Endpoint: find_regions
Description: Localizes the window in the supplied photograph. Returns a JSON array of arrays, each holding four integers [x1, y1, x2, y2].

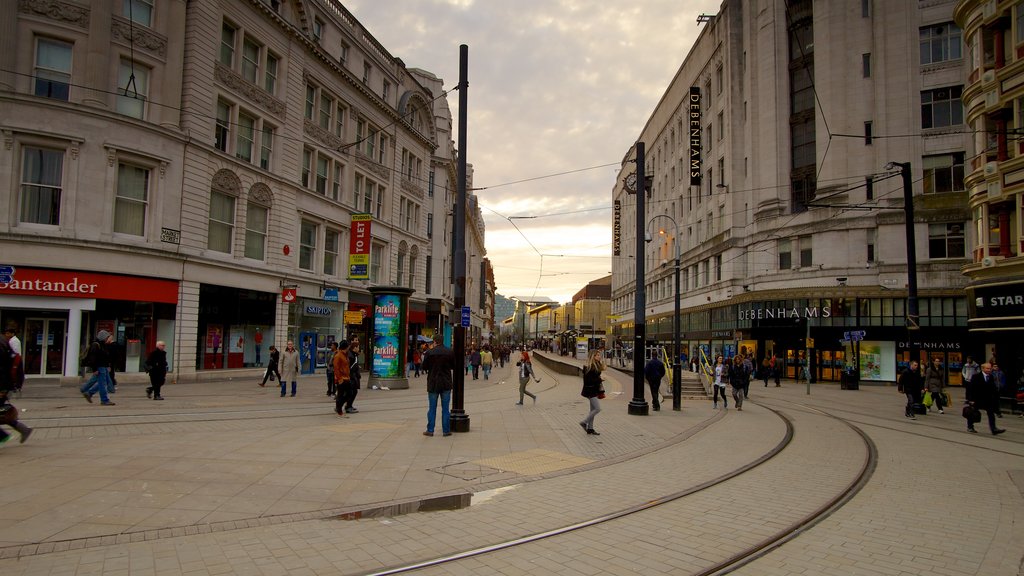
[[867, 229, 876, 263], [378, 134, 387, 164], [116, 59, 149, 119], [356, 174, 375, 213], [20, 147, 63, 226], [220, 22, 236, 67], [922, 152, 965, 193], [716, 65, 723, 95], [264, 53, 278, 94], [375, 185, 384, 218], [324, 229, 339, 275], [1018, 3, 1024, 43], [792, 120, 816, 168], [302, 148, 312, 188], [319, 93, 333, 129], [865, 176, 874, 200], [862, 0, 870, 18], [305, 84, 316, 121], [114, 163, 149, 236], [427, 213, 433, 238], [778, 239, 792, 270], [799, 235, 812, 267], [34, 38, 72, 101], [312, 18, 323, 44], [864, 121, 872, 145], [791, 68, 814, 114], [383, 80, 390, 100], [409, 254, 417, 291], [299, 220, 317, 271], [244, 202, 267, 260], [715, 254, 722, 282], [215, 100, 231, 152], [208, 191, 235, 253], [340, 42, 349, 64], [242, 37, 260, 83], [124, 0, 154, 26], [315, 154, 329, 195], [363, 62, 371, 85], [334, 102, 346, 137], [332, 163, 343, 201], [260, 124, 274, 170], [236, 111, 255, 162], [862, 53, 871, 77], [370, 244, 383, 283], [929, 223, 965, 258], [921, 86, 963, 129], [428, 170, 435, 197], [920, 23, 961, 65], [396, 253, 405, 286], [717, 112, 724, 140], [425, 256, 432, 294]]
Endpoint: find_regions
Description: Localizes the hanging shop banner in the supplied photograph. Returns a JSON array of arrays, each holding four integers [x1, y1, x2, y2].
[[349, 214, 372, 279], [688, 86, 702, 186], [372, 293, 403, 378]]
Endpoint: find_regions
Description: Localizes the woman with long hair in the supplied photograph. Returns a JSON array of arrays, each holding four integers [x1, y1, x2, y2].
[[713, 354, 730, 409], [580, 349, 605, 435]]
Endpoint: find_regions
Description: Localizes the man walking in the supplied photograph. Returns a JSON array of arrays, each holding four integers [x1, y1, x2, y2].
[[145, 341, 169, 400], [644, 352, 666, 411], [421, 335, 453, 437], [967, 362, 1006, 435], [80, 330, 116, 406]]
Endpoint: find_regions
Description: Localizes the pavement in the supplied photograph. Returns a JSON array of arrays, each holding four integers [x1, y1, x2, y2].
[[0, 351, 1022, 575]]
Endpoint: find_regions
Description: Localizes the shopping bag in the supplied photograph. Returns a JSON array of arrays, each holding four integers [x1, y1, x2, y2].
[[922, 391, 933, 408]]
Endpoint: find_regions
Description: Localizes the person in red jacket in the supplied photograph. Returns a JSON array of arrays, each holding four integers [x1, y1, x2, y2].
[[333, 340, 351, 417]]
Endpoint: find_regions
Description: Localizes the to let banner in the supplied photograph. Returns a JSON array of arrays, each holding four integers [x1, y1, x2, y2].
[[349, 214, 372, 279]]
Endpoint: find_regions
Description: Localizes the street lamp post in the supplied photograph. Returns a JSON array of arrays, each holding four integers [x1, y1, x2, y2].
[[648, 214, 682, 411]]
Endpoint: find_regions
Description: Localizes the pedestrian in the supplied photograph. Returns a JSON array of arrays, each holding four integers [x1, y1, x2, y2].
[[772, 355, 782, 387], [3, 327, 23, 393], [333, 339, 351, 417], [407, 342, 417, 378], [961, 355, 979, 386], [144, 341, 169, 400], [741, 354, 754, 398], [470, 347, 482, 380], [412, 345, 422, 377], [0, 329, 32, 445], [480, 345, 493, 380], [991, 361, 1007, 417], [254, 328, 264, 366], [279, 340, 300, 397], [898, 360, 923, 420], [922, 357, 947, 414], [260, 345, 280, 387], [421, 334, 454, 436], [80, 330, 116, 406], [966, 362, 1006, 435], [345, 336, 361, 413], [761, 356, 771, 387], [712, 354, 730, 409], [579, 349, 605, 435], [325, 341, 337, 397], [515, 350, 541, 405], [732, 355, 750, 411], [644, 352, 666, 411]]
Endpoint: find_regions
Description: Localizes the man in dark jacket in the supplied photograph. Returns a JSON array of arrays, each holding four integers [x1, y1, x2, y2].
[[966, 362, 1005, 435], [80, 330, 115, 405], [644, 353, 666, 411], [0, 331, 32, 444], [345, 336, 361, 413], [898, 360, 924, 420], [421, 335, 454, 436]]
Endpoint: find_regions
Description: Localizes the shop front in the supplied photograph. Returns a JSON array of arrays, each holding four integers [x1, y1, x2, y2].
[[966, 276, 1024, 388], [197, 284, 276, 371], [0, 266, 178, 377], [290, 296, 343, 374]]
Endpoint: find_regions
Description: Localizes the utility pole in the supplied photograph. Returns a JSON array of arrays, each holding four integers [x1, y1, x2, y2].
[[897, 162, 920, 369], [629, 142, 650, 416], [450, 45, 470, 433]]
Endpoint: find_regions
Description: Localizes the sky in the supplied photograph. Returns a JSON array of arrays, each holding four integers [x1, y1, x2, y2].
[[345, 0, 721, 303]]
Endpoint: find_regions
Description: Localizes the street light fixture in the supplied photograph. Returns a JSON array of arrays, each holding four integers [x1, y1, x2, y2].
[[648, 213, 682, 411]]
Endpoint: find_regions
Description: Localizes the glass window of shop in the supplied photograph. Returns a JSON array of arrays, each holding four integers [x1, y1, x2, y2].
[[197, 285, 275, 370], [85, 301, 176, 373], [711, 306, 735, 330]]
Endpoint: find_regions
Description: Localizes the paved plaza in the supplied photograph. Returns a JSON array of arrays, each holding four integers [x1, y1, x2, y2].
[[1, 353, 1022, 575]]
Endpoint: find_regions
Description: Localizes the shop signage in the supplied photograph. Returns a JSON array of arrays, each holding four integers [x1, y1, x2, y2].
[[972, 283, 1024, 317], [0, 265, 178, 304], [349, 214, 372, 280], [282, 288, 297, 303], [897, 341, 961, 350], [372, 293, 403, 378], [344, 310, 364, 325], [323, 288, 339, 302], [305, 304, 332, 316], [738, 305, 832, 321], [689, 86, 702, 186], [613, 200, 621, 256]]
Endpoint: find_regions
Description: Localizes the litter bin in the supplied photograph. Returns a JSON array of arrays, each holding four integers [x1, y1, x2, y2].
[[840, 369, 859, 390]]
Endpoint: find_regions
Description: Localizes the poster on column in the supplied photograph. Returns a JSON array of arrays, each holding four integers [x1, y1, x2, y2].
[[372, 294, 402, 378]]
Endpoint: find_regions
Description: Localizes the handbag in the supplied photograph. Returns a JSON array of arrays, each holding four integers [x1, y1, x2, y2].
[[922, 391, 933, 408], [962, 404, 981, 424], [597, 388, 606, 400]]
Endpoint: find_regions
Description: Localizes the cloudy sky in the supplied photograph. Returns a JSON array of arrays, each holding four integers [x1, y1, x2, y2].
[[346, 0, 721, 303]]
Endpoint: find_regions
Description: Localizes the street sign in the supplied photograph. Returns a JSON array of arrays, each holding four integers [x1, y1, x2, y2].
[[460, 306, 471, 328], [844, 330, 866, 342]]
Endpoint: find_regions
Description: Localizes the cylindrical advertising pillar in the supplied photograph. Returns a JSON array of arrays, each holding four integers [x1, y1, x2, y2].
[[368, 286, 414, 390]]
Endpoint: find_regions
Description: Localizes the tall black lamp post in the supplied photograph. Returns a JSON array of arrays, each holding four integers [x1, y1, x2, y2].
[[649, 214, 682, 411]]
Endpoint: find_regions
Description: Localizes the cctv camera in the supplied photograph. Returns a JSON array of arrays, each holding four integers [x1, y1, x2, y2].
[[644, 232, 652, 243], [836, 277, 847, 282]]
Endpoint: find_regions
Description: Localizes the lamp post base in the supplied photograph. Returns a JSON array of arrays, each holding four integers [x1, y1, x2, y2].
[[450, 411, 470, 433], [628, 400, 649, 416], [672, 363, 682, 411]]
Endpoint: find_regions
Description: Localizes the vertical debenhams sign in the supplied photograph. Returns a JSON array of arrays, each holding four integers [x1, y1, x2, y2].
[[689, 86, 701, 186]]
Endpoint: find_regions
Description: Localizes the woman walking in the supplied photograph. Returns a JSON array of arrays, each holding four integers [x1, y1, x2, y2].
[[516, 350, 541, 405], [280, 340, 300, 397], [923, 357, 946, 414], [579, 349, 605, 435], [713, 354, 730, 409], [260, 345, 281, 387]]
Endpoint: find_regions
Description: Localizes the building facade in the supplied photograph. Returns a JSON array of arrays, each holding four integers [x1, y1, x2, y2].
[[0, 0, 482, 380], [612, 0, 972, 384]]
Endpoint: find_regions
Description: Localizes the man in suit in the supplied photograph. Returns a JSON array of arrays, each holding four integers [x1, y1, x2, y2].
[[966, 362, 1006, 435]]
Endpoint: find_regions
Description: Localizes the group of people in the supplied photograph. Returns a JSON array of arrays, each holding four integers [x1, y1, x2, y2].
[[708, 353, 755, 411], [899, 355, 1012, 435]]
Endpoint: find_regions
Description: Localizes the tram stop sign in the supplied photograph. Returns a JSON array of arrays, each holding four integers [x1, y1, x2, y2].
[[460, 306, 471, 328]]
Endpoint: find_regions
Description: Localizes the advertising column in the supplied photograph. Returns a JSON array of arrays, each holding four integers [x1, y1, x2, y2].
[[368, 286, 414, 390]]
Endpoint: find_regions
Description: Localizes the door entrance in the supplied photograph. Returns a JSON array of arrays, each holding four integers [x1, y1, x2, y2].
[[23, 318, 66, 376]]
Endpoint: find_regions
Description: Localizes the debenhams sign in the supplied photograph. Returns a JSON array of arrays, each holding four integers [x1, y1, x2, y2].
[[689, 86, 701, 186]]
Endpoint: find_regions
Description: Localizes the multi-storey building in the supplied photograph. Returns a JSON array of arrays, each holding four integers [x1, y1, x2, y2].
[[0, 0, 479, 380], [955, 0, 1024, 383], [612, 0, 972, 385]]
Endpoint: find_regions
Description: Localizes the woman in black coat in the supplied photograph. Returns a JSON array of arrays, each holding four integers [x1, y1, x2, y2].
[[145, 341, 169, 400], [579, 350, 605, 435]]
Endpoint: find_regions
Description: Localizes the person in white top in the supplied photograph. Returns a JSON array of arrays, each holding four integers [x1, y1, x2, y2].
[[961, 356, 979, 386], [713, 355, 730, 410], [3, 327, 21, 355]]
